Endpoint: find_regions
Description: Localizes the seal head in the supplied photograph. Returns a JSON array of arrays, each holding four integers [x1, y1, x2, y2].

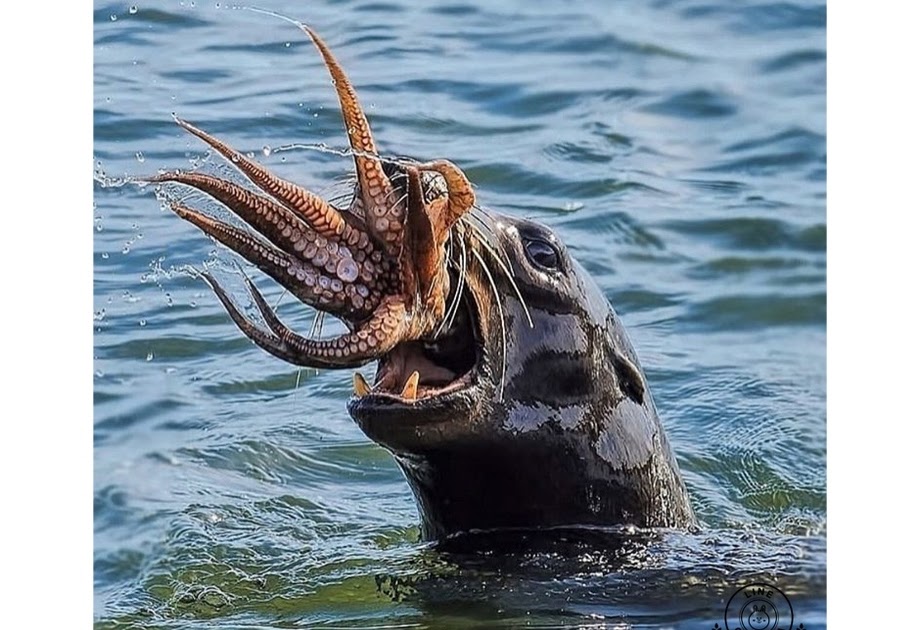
[[349, 210, 696, 539]]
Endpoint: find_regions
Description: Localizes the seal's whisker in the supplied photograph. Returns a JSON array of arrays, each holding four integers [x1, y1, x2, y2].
[[445, 232, 454, 267], [435, 231, 460, 336], [438, 229, 468, 337], [389, 192, 409, 219], [459, 217, 533, 329], [436, 229, 464, 337], [459, 217, 504, 275], [471, 246, 507, 402], [461, 215, 501, 259], [467, 207, 515, 272], [473, 233, 533, 330]]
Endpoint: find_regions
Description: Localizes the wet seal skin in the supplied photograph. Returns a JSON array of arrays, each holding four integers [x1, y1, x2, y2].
[[145, 23, 697, 542]]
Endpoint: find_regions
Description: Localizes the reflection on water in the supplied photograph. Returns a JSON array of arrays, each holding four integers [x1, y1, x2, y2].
[[94, 0, 825, 627]]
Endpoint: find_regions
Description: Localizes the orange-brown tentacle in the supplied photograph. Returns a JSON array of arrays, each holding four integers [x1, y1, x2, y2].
[[241, 272, 408, 367], [173, 118, 369, 249], [169, 202, 377, 318], [403, 166, 448, 320], [201, 272, 311, 365], [276, 295, 406, 365], [301, 26, 404, 252], [202, 271, 377, 368], [151, 172, 373, 291], [417, 159, 476, 230]]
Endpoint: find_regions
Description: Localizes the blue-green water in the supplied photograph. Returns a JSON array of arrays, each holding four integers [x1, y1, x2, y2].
[[94, 1, 826, 627]]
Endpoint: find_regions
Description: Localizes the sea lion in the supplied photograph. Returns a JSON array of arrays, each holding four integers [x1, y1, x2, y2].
[[146, 23, 696, 541]]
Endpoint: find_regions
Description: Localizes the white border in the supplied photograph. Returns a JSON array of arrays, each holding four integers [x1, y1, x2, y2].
[[3, 1, 92, 624], [829, 1, 919, 626]]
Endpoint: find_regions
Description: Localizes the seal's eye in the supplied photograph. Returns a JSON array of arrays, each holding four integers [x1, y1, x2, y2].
[[524, 237, 562, 271]]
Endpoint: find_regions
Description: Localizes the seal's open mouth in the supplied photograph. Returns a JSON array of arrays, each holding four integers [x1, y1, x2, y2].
[[356, 281, 481, 404]]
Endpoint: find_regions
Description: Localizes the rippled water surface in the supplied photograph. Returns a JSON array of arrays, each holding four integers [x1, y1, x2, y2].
[[94, 1, 826, 627]]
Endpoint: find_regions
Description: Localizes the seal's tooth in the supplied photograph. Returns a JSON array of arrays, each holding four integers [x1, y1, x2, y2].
[[353, 372, 371, 397], [401, 371, 420, 401]]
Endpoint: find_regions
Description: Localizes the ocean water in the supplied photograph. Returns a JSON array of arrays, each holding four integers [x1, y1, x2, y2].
[[93, 1, 826, 627]]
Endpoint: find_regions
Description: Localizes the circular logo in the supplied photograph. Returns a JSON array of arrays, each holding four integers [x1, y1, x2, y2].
[[724, 582, 794, 630]]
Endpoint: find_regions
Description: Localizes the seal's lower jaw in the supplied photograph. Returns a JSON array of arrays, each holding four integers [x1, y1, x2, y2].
[[347, 290, 485, 444]]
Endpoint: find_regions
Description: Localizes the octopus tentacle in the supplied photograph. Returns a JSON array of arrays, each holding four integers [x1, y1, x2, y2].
[[241, 275, 291, 338], [273, 295, 407, 365], [170, 202, 375, 317], [173, 118, 364, 247], [301, 26, 404, 252], [151, 26, 484, 373], [234, 272, 407, 368], [403, 165, 444, 312], [417, 159, 476, 230], [201, 271, 311, 365], [152, 172, 365, 288]]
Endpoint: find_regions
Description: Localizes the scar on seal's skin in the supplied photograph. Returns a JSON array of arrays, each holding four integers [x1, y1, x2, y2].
[[146, 23, 697, 542]]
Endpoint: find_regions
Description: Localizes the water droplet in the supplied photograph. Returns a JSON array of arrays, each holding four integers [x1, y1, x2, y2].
[[262, 145, 271, 156], [101, 252, 109, 259], [95, 370, 105, 378], [105, 96, 111, 103], [330, 78, 337, 86], [215, 2, 220, 7], [129, 5, 138, 14], [135, 151, 145, 163], [110, 14, 118, 21], [93, 309, 106, 321], [312, 112, 319, 118], [246, 151, 255, 159], [190, 300, 198, 308], [139, 319, 147, 327], [146, 351, 154, 362], [165, 293, 173, 306], [280, 156, 286, 162], [284, 42, 291, 48]]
